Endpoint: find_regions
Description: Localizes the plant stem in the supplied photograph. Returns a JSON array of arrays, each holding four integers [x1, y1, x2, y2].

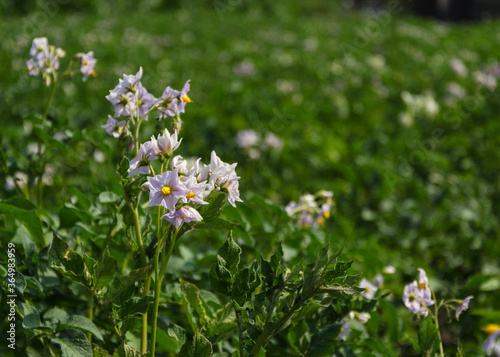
[[430, 287, 445, 357], [41, 79, 58, 125], [87, 292, 94, 342], [233, 300, 244, 357], [151, 226, 178, 357]]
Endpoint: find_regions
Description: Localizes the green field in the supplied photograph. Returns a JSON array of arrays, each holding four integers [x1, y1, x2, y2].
[[1, 1, 500, 356]]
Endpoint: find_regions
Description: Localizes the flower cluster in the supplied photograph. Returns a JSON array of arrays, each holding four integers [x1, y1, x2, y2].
[[76, 51, 97, 81], [236, 129, 283, 160], [103, 68, 191, 139], [402, 268, 435, 317], [26, 37, 65, 84], [285, 190, 333, 229], [127, 129, 242, 228], [26, 37, 96, 85]]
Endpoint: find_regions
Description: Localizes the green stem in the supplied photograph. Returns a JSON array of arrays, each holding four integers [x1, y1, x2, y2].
[[430, 287, 445, 357], [130, 203, 149, 354], [233, 301, 244, 357], [41, 79, 58, 125], [88, 292, 94, 342], [151, 225, 178, 357]]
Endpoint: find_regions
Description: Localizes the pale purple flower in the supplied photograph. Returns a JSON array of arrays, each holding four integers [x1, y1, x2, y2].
[[403, 282, 427, 316], [161, 206, 203, 229], [359, 278, 378, 300], [336, 320, 351, 341], [182, 173, 210, 205], [106, 89, 136, 117], [200, 151, 236, 186], [156, 86, 181, 119], [402, 270, 434, 317], [147, 169, 191, 212], [233, 60, 255, 77], [484, 329, 500, 356], [349, 311, 371, 324], [285, 201, 298, 216], [417, 268, 433, 303], [221, 170, 243, 207], [172, 155, 189, 175], [455, 296, 473, 320], [26, 37, 65, 77], [122, 67, 143, 89], [106, 68, 155, 118], [127, 141, 158, 177], [136, 83, 157, 118], [26, 58, 40, 76], [179, 80, 192, 106], [153, 129, 182, 158], [237, 129, 260, 149], [76, 51, 96, 81], [102, 115, 128, 138], [30, 37, 49, 57], [264, 133, 283, 151], [298, 211, 313, 228]]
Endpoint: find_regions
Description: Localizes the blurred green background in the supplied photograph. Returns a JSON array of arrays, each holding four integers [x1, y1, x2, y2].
[[1, 0, 500, 354]]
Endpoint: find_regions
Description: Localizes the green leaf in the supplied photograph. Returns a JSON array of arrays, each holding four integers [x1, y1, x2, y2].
[[99, 191, 120, 204], [209, 257, 232, 294], [179, 331, 213, 357], [117, 157, 130, 178], [0, 198, 44, 248], [217, 232, 242, 276], [52, 329, 93, 357], [22, 310, 47, 330], [113, 342, 144, 357], [232, 260, 261, 305], [103, 266, 150, 304], [195, 217, 239, 230], [44, 308, 70, 329], [180, 280, 210, 332], [58, 315, 104, 341], [114, 296, 154, 320], [48, 235, 93, 287], [15, 270, 27, 295], [93, 253, 117, 289], [199, 191, 227, 222], [93, 344, 113, 357], [418, 316, 438, 354], [25, 276, 44, 295], [167, 323, 187, 349]]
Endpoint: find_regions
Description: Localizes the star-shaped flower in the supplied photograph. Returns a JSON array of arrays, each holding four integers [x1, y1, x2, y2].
[[147, 169, 191, 212]]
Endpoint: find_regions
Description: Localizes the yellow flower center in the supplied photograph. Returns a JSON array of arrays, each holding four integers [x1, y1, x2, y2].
[[317, 217, 325, 225], [83, 60, 88, 66], [418, 282, 426, 289], [323, 211, 331, 219], [485, 324, 500, 335], [161, 186, 171, 195], [186, 192, 195, 199], [90, 69, 96, 76], [182, 95, 192, 103]]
